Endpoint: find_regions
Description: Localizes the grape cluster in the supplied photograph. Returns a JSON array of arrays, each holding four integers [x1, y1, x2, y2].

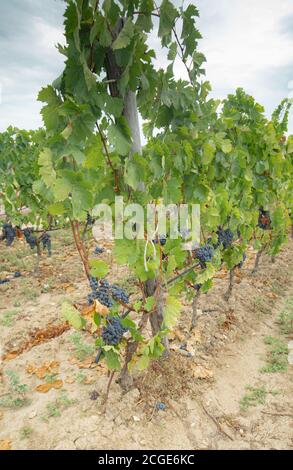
[[101, 316, 128, 346], [86, 213, 94, 226], [195, 244, 214, 268], [23, 229, 37, 250], [88, 276, 130, 308], [193, 283, 202, 291], [2, 224, 16, 247], [111, 285, 129, 304], [88, 278, 113, 308], [153, 235, 167, 246], [14, 271, 21, 278], [237, 253, 247, 269], [0, 278, 10, 285], [216, 227, 234, 249], [258, 209, 271, 230], [94, 246, 105, 255], [40, 233, 52, 256]]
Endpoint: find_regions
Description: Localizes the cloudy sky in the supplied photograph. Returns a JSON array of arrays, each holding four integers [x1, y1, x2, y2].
[[0, 0, 293, 132]]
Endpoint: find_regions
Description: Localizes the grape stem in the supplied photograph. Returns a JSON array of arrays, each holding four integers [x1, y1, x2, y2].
[[167, 261, 201, 285], [224, 268, 235, 301], [70, 220, 90, 279], [102, 370, 115, 411], [252, 243, 267, 275], [190, 290, 201, 331]]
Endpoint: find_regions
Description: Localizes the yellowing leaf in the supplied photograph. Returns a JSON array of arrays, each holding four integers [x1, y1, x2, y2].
[[51, 380, 63, 390], [135, 354, 150, 371], [94, 300, 109, 316], [35, 383, 53, 393], [62, 302, 86, 330], [164, 296, 182, 328]]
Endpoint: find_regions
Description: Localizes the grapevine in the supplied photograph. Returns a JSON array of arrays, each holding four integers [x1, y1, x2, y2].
[[0, 0, 292, 398]]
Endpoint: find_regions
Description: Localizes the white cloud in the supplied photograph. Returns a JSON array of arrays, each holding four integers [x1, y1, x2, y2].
[[196, 0, 293, 128]]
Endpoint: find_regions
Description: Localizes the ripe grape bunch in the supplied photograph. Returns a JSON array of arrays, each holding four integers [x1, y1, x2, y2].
[[153, 234, 167, 246], [111, 285, 129, 304], [88, 278, 113, 308], [102, 316, 128, 346], [196, 243, 214, 268], [94, 246, 105, 255], [23, 228, 37, 250], [2, 224, 16, 247], [258, 209, 271, 230], [216, 227, 234, 249], [193, 283, 202, 291], [86, 212, 94, 226], [88, 277, 129, 308], [40, 233, 52, 256]]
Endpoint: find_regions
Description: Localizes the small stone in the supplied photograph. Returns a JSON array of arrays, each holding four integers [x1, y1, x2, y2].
[[74, 437, 88, 450], [54, 440, 76, 450], [156, 402, 167, 411], [29, 410, 37, 419], [133, 415, 140, 422], [288, 351, 293, 365]]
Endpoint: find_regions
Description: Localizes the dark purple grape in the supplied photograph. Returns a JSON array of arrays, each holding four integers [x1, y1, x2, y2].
[[101, 316, 128, 346], [195, 244, 214, 268]]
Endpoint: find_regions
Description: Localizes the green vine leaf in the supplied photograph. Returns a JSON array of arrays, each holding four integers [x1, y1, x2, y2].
[[62, 302, 86, 330], [89, 259, 109, 278], [164, 295, 182, 328], [112, 18, 135, 50], [108, 117, 132, 156]]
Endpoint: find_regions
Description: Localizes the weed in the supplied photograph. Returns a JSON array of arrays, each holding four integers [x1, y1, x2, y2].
[[20, 426, 33, 440], [69, 333, 95, 361], [0, 370, 29, 409], [278, 295, 293, 335], [42, 393, 76, 421], [0, 310, 19, 327], [41, 278, 55, 293], [6, 370, 28, 394], [75, 371, 87, 384], [45, 403, 62, 419], [261, 336, 288, 373], [253, 296, 272, 315], [240, 385, 277, 411], [45, 373, 59, 384]]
